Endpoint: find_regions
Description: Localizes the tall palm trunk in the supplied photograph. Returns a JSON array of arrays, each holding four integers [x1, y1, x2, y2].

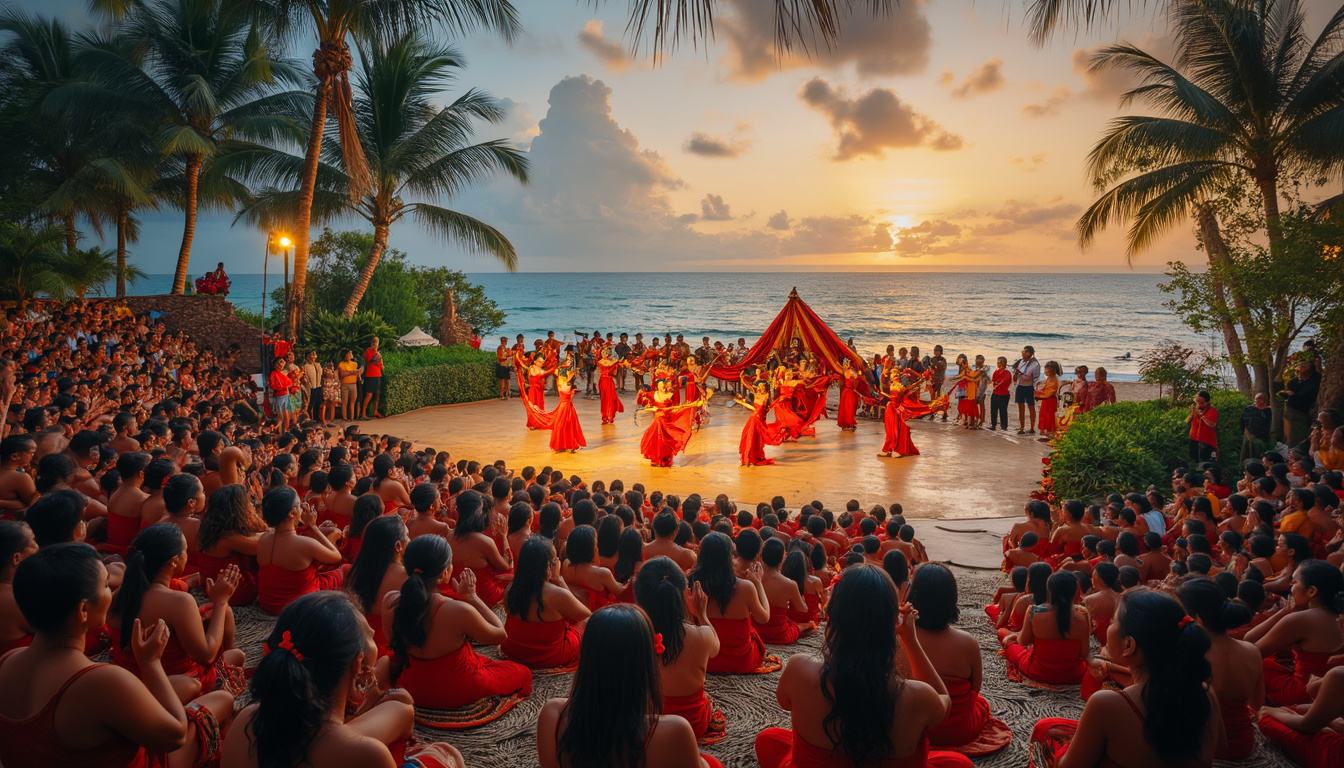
[[342, 221, 388, 317], [1253, 165, 1289, 436], [171, 153, 203, 294], [1194, 202, 1252, 395], [63, 213, 77, 257], [287, 76, 333, 339], [116, 206, 128, 299], [1320, 319, 1344, 412]]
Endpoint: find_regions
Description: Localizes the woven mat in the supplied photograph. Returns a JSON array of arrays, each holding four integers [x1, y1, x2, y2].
[[225, 571, 1306, 768]]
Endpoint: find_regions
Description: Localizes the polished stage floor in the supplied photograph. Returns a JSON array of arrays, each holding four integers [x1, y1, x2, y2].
[[372, 387, 1050, 520]]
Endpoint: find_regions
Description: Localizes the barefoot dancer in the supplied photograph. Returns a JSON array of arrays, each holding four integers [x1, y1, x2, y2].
[[549, 369, 586, 454], [877, 370, 948, 459], [596, 348, 625, 425], [639, 376, 708, 468], [734, 382, 783, 467]]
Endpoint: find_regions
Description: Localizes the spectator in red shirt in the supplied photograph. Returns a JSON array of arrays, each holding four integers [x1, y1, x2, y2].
[[268, 357, 294, 431], [1187, 390, 1218, 464], [1087, 367, 1117, 411], [362, 337, 383, 419], [989, 356, 1012, 431]]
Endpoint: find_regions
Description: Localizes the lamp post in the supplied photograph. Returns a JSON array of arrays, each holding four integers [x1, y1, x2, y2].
[[261, 233, 293, 375]]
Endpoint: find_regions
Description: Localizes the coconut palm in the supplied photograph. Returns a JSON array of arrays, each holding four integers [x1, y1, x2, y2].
[[0, 9, 110, 256], [73, 0, 310, 295], [241, 0, 520, 338], [57, 246, 145, 301], [234, 34, 527, 318], [1077, 0, 1344, 399], [0, 222, 68, 309]]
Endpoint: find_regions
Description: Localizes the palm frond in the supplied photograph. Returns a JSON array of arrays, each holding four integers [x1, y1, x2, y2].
[[410, 203, 517, 271], [1077, 160, 1238, 256]]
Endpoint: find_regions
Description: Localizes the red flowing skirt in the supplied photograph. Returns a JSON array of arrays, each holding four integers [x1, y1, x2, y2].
[[705, 616, 766, 674], [640, 408, 695, 467], [1003, 638, 1085, 685], [837, 386, 859, 429], [548, 393, 586, 451], [1259, 713, 1344, 768], [598, 374, 624, 422], [397, 643, 531, 710], [882, 402, 918, 456], [1038, 396, 1058, 431], [753, 607, 802, 644], [739, 409, 782, 466], [500, 615, 582, 668]]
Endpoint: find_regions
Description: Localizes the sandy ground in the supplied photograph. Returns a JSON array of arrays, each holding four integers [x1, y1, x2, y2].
[[368, 387, 1057, 521]]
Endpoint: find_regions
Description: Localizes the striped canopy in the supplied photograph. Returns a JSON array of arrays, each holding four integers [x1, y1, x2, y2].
[[708, 288, 868, 381]]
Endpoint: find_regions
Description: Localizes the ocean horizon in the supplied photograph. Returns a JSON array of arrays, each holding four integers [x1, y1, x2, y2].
[[109, 271, 1224, 383]]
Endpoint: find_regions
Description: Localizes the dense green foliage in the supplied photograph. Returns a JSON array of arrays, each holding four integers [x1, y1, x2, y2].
[[267, 229, 505, 335], [1050, 391, 1251, 500], [381, 345, 496, 415], [300, 311, 397, 363]]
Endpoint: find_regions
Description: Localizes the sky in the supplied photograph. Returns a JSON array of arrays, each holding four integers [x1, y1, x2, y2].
[[36, 0, 1340, 273]]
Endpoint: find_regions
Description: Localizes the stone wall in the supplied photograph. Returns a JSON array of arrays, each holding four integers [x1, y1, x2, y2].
[[124, 295, 265, 371]]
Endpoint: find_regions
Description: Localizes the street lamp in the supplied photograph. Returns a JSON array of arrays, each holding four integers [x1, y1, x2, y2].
[[261, 232, 293, 374]]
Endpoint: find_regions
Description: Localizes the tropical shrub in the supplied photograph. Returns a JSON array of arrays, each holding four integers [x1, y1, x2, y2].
[[301, 311, 397, 362], [1050, 390, 1251, 500], [381, 345, 495, 415]]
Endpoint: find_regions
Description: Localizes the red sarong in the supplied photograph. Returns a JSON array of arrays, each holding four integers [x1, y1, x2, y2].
[[1003, 638, 1085, 686], [398, 642, 531, 710], [257, 563, 350, 615], [1258, 713, 1344, 768], [661, 688, 727, 745], [754, 606, 802, 644], [500, 615, 582, 669], [755, 727, 972, 768]]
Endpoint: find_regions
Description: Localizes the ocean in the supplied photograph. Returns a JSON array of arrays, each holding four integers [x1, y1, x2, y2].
[[119, 272, 1213, 382]]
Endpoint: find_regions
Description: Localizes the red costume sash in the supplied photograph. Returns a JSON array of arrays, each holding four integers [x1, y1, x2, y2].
[[397, 641, 531, 710], [500, 615, 582, 669], [257, 563, 348, 615]]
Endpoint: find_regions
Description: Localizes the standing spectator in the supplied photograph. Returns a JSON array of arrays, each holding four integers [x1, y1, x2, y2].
[[615, 333, 630, 392], [300, 350, 322, 421], [1087, 367, 1117, 410], [1013, 346, 1041, 435], [1240, 392, 1273, 461], [989, 357, 1012, 431], [361, 337, 383, 420], [1035, 362, 1061, 440], [496, 336, 512, 401], [1281, 358, 1320, 447], [1187, 390, 1219, 464], [320, 358, 340, 425], [337, 350, 360, 421], [928, 345, 948, 422], [1071, 365, 1091, 413], [973, 354, 990, 428]]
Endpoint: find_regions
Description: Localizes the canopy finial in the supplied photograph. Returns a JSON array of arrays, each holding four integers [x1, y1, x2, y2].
[[789, 287, 799, 299]]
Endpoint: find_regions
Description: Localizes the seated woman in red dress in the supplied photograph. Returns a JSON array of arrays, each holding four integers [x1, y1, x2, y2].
[[0, 543, 230, 768], [501, 536, 590, 668], [1245, 560, 1344, 706], [1178, 578, 1264, 760], [222, 591, 463, 768], [378, 535, 531, 712], [105, 451, 152, 556], [997, 561, 1051, 646], [447, 490, 512, 608], [1002, 571, 1089, 686], [339, 495, 382, 564], [754, 538, 816, 644], [107, 524, 246, 700], [1029, 591, 1224, 768], [0, 521, 37, 654], [985, 565, 1027, 625], [781, 546, 825, 625], [909, 562, 1010, 755], [635, 557, 726, 745], [1258, 666, 1344, 768], [755, 564, 972, 768], [344, 515, 409, 658], [537, 603, 723, 768], [1082, 562, 1122, 644], [562, 525, 625, 610], [256, 486, 349, 615], [688, 532, 776, 674], [196, 484, 265, 606]]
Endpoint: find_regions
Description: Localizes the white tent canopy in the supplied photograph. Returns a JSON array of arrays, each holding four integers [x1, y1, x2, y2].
[[398, 327, 439, 347]]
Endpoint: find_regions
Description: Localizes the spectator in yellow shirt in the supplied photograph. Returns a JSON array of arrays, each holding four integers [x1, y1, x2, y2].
[[338, 350, 360, 420]]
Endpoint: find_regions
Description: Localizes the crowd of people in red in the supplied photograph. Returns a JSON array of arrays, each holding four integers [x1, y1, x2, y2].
[[0, 300, 1342, 768]]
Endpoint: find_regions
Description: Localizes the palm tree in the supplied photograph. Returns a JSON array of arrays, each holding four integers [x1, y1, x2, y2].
[[0, 9, 108, 256], [74, 0, 310, 295], [58, 246, 145, 301], [1076, 0, 1344, 399], [246, 0, 521, 339], [0, 222, 68, 309], [235, 34, 528, 317]]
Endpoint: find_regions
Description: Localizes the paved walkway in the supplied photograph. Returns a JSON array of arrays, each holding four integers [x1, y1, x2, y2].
[[371, 390, 1050, 521]]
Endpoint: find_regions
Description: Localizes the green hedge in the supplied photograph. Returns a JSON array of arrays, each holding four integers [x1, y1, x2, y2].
[[381, 345, 496, 415], [1050, 390, 1250, 500]]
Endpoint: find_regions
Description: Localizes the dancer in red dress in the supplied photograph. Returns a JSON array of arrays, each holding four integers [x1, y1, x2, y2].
[[596, 348, 625, 425], [639, 377, 708, 467], [735, 382, 784, 466], [521, 355, 554, 429], [549, 370, 586, 453], [836, 359, 863, 431], [878, 371, 948, 458]]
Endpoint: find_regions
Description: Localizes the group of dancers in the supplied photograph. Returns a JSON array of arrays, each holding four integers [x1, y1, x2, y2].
[[507, 336, 951, 467]]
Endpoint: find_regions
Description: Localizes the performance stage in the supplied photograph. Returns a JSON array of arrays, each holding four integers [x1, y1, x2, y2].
[[373, 390, 1050, 520]]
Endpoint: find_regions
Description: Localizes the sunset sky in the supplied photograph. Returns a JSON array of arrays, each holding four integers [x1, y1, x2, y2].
[[43, 0, 1339, 273]]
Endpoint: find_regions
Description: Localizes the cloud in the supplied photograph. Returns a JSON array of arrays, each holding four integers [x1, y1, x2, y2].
[[974, 198, 1082, 235], [1010, 152, 1047, 171], [1070, 47, 1139, 102], [894, 218, 962, 255], [778, 215, 894, 255], [683, 131, 751, 158], [766, 210, 791, 230], [718, 0, 932, 81], [949, 58, 1005, 98], [577, 20, 630, 72], [700, 194, 734, 221], [1021, 86, 1072, 117], [496, 98, 540, 150], [799, 77, 964, 160]]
